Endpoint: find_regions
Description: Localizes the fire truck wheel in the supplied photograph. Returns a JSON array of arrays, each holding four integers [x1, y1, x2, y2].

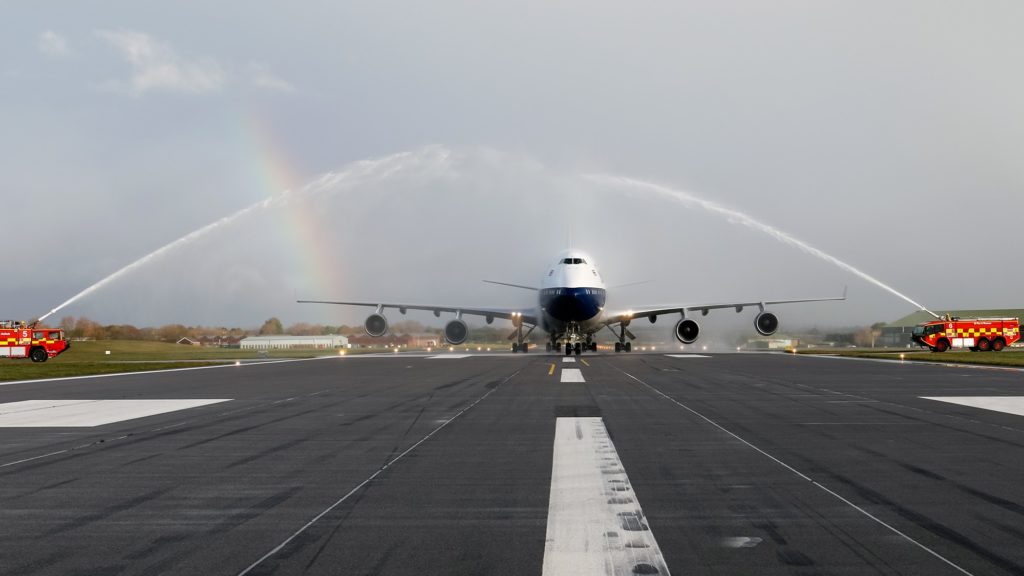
[[29, 347, 48, 363], [992, 338, 1006, 352], [977, 338, 992, 352], [934, 340, 949, 353]]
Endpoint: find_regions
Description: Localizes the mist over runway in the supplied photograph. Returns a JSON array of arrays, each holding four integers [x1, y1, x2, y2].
[[2, 353, 1024, 575]]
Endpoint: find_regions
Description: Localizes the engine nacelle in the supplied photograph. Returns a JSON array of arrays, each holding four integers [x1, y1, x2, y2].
[[674, 318, 700, 344], [444, 319, 469, 345], [364, 313, 388, 337], [755, 312, 779, 336]]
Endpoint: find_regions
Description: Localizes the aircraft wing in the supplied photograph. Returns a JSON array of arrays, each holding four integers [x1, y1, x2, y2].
[[602, 288, 846, 326], [297, 300, 537, 326]]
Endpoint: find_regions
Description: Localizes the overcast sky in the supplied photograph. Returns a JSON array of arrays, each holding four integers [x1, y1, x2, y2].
[[4, 2, 1023, 333]]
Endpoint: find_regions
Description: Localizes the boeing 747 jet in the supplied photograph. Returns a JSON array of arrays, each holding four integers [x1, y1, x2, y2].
[[299, 249, 844, 355]]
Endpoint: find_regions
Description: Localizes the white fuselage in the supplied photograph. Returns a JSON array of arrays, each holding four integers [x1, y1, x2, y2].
[[537, 250, 607, 338]]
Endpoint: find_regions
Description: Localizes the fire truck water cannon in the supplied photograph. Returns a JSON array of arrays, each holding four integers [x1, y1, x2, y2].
[[0, 320, 71, 362], [911, 317, 1020, 353]]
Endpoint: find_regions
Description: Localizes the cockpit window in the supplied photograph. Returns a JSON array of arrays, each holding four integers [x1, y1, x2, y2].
[[561, 258, 586, 265]]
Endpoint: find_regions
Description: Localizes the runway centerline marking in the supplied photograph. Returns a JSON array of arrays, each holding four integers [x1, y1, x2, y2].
[[922, 397, 1024, 417], [560, 368, 585, 383], [562, 357, 576, 363], [616, 368, 977, 576], [426, 354, 472, 359], [664, 354, 710, 359], [543, 417, 670, 576], [236, 369, 522, 576]]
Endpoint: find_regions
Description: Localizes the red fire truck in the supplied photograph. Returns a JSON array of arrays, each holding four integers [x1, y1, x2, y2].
[[0, 320, 71, 362], [911, 317, 1020, 352]]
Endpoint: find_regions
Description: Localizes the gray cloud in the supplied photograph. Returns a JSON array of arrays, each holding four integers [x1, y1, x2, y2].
[[5, 2, 1024, 332], [38, 30, 70, 58], [95, 29, 224, 95], [248, 61, 295, 93]]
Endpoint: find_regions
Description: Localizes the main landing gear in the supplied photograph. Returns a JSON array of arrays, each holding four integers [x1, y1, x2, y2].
[[510, 318, 535, 353], [611, 323, 633, 353]]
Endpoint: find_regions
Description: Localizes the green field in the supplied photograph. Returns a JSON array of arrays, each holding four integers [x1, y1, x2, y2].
[[0, 361, 228, 382], [0, 340, 325, 382], [0, 339, 503, 382], [799, 348, 1024, 367], [45, 340, 331, 362]]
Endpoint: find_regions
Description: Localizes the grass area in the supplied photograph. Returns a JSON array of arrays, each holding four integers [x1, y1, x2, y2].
[[44, 340, 330, 362], [0, 362, 227, 382], [798, 348, 1024, 367], [0, 340, 324, 382], [0, 339, 508, 382]]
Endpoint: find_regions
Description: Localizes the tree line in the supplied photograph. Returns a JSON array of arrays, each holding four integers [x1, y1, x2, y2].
[[55, 316, 442, 342]]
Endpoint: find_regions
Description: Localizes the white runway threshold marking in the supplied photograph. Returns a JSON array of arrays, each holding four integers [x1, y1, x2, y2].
[[560, 368, 586, 383], [543, 417, 670, 576], [562, 357, 577, 363], [0, 399, 231, 427], [922, 396, 1024, 417]]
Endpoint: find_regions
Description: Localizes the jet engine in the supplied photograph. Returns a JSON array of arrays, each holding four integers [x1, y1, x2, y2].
[[444, 319, 469, 345], [364, 313, 388, 337], [674, 318, 700, 344], [755, 312, 779, 336]]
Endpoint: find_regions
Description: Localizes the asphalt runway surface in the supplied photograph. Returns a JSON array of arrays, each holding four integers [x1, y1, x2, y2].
[[2, 352, 1024, 575]]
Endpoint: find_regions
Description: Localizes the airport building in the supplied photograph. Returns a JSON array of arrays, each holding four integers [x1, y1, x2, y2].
[[239, 335, 349, 350], [879, 309, 1024, 348]]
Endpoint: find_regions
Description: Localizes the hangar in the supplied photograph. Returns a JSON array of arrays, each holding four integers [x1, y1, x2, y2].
[[239, 335, 349, 350]]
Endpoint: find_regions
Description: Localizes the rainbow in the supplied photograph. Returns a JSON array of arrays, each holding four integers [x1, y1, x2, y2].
[[243, 113, 345, 302]]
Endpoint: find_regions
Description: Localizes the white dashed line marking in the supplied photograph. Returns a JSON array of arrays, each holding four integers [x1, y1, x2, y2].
[[543, 417, 670, 576], [560, 369, 585, 383]]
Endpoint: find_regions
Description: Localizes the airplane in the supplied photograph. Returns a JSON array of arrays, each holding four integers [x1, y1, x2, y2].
[[298, 249, 845, 355]]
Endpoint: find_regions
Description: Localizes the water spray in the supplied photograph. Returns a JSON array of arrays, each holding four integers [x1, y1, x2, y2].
[[37, 147, 451, 323], [34, 146, 937, 323], [584, 174, 939, 319]]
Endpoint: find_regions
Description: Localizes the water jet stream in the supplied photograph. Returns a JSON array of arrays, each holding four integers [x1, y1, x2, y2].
[[37, 147, 451, 322], [585, 174, 938, 318]]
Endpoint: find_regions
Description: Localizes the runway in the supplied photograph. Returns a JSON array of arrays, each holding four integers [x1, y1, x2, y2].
[[2, 352, 1024, 575]]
